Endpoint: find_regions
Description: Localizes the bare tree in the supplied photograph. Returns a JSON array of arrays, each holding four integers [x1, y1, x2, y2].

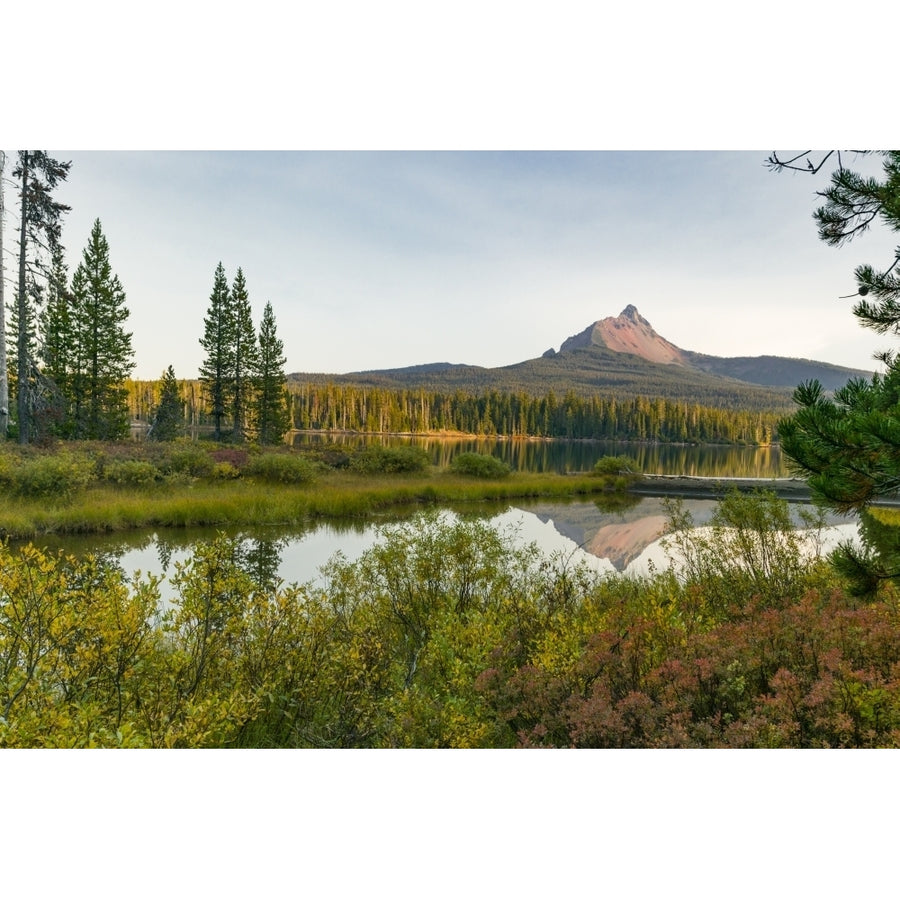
[[0, 150, 8, 438]]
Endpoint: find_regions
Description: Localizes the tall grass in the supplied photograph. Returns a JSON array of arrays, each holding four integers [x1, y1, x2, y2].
[[0, 470, 612, 540]]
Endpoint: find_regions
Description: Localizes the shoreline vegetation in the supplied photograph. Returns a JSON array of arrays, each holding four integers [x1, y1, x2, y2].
[[5, 443, 900, 749], [0, 438, 865, 542], [137, 423, 779, 448], [1, 437, 880, 543], [0, 440, 631, 541], [3, 488, 899, 749]]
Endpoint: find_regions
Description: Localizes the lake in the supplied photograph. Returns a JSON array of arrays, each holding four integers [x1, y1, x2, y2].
[[291, 433, 789, 477], [22, 441, 856, 604]]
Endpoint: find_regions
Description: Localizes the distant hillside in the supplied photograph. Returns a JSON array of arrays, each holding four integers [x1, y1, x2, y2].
[[289, 306, 872, 413], [353, 362, 471, 377], [683, 352, 868, 390]]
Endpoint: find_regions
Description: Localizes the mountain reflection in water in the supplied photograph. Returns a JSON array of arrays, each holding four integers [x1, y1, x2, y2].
[[506, 497, 856, 573], [22, 497, 859, 605]]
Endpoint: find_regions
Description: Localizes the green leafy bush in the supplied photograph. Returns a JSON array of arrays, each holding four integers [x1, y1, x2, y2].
[[103, 460, 159, 487], [349, 445, 430, 475], [166, 446, 215, 478], [245, 453, 317, 484], [10, 453, 94, 501], [211, 462, 241, 480], [449, 452, 511, 479], [591, 455, 640, 491], [591, 455, 638, 477]]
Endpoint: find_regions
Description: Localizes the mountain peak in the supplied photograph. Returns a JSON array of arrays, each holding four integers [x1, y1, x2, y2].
[[558, 307, 688, 366]]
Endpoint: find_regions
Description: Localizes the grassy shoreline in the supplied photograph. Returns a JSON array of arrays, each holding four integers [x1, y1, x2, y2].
[[0, 470, 615, 541]]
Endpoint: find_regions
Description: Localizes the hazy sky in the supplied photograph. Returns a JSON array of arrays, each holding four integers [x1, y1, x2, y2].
[[10, 149, 890, 380]]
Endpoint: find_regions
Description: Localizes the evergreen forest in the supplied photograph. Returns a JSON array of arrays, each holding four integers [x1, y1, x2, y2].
[[125, 379, 782, 444]]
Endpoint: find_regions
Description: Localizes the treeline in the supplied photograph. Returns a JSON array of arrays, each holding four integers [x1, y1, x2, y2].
[[288, 383, 781, 443], [126, 381, 781, 444]]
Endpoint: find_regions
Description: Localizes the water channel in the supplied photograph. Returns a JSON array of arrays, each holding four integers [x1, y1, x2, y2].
[[20, 439, 860, 601]]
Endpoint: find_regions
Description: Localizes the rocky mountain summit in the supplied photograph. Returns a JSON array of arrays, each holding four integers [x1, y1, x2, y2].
[[557, 305, 690, 366], [546, 305, 870, 390]]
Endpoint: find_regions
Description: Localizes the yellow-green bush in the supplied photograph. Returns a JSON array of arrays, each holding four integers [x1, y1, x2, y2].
[[245, 453, 318, 484], [6, 453, 94, 501], [449, 452, 511, 479], [103, 459, 159, 487]]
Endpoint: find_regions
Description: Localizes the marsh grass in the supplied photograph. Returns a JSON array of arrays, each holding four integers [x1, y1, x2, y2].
[[0, 468, 611, 540]]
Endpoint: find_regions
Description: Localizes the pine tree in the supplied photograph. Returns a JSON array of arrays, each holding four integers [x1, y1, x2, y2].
[[148, 365, 185, 441], [39, 248, 73, 395], [769, 151, 900, 590], [68, 219, 135, 439], [5, 288, 39, 431], [254, 301, 290, 445], [34, 248, 73, 437], [12, 151, 71, 444], [199, 262, 234, 441], [229, 267, 259, 442]]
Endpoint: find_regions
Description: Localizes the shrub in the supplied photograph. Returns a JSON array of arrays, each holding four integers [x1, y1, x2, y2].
[[210, 449, 249, 470], [212, 462, 241, 480], [0, 454, 14, 492], [349, 445, 430, 475], [661, 490, 826, 610], [10, 453, 94, 501], [449, 452, 511, 479], [103, 460, 159, 487], [592, 455, 639, 477], [166, 446, 215, 478], [245, 453, 317, 485]]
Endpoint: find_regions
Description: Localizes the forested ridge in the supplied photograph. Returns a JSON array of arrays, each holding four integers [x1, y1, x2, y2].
[[125, 378, 783, 444], [298, 344, 800, 412]]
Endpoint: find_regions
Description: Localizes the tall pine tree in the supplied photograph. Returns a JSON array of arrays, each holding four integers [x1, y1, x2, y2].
[[254, 301, 290, 444], [199, 262, 234, 441], [39, 248, 73, 399], [769, 151, 900, 591], [68, 219, 135, 439], [230, 267, 259, 442]]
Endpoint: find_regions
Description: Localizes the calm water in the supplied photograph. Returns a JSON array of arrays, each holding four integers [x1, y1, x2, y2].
[[291, 433, 789, 478], [26, 498, 856, 604], [19, 439, 850, 601]]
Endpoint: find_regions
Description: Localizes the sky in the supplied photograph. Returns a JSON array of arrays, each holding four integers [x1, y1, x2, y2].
[[5, 149, 897, 380]]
